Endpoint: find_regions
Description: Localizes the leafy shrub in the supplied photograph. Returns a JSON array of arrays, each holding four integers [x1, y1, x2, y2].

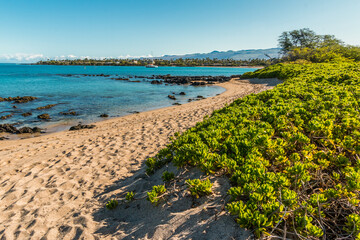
[[125, 191, 135, 202], [162, 171, 175, 182], [106, 199, 118, 210], [147, 61, 360, 238], [186, 179, 213, 198], [147, 185, 167, 205]]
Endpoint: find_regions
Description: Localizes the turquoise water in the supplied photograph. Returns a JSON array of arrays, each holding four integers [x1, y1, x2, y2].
[[0, 64, 256, 129]]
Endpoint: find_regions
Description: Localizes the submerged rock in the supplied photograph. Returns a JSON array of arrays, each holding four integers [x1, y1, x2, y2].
[[0, 96, 38, 103], [22, 112, 33, 117], [151, 80, 162, 84], [36, 104, 57, 110], [37, 114, 50, 120], [99, 114, 109, 118], [168, 95, 176, 100], [60, 111, 77, 116], [179, 92, 186, 95], [1, 114, 14, 120], [69, 124, 96, 131]]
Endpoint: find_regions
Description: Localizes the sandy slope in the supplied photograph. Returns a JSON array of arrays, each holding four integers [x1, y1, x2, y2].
[[0, 78, 281, 240]]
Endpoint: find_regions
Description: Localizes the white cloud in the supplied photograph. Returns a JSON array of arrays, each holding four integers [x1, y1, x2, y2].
[[117, 54, 153, 59], [0, 53, 156, 63], [0, 53, 45, 62]]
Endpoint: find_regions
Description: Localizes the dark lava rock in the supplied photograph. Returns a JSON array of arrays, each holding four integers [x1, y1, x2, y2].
[[69, 124, 96, 131], [147, 75, 231, 85], [99, 114, 109, 118], [1, 114, 14, 120], [191, 82, 206, 86], [16, 127, 42, 134], [36, 104, 57, 110], [60, 111, 77, 116], [230, 75, 242, 78], [37, 114, 50, 120], [0, 136, 9, 140], [168, 95, 176, 100], [0, 124, 17, 133], [129, 111, 140, 114], [179, 92, 186, 95], [13, 105, 17, 109], [151, 80, 162, 84], [22, 112, 33, 117], [188, 99, 193, 102], [0, 96, 38, 103], [113, 77, 129, 81], [172, 103, 182, 106], [197, 95, 205, 99], [130, 80, 141, 82]]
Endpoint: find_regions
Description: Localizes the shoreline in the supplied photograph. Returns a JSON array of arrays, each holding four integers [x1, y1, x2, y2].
[[1, 86, 227, 141], [0, 78, 281, 239]]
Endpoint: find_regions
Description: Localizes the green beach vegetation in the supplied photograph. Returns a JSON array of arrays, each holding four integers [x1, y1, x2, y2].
[[144, 29, 360, 239]]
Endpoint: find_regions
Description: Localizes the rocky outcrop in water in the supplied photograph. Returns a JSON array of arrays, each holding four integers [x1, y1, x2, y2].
[[37, 114, 50, 120], [151, 80, 162, 84], [69, 124, 95, 131], [179, 92, 186, 95], [148, 75, 232, 85], [60, 111, 77, 116], [36, 104, 57, 110], [112, 77, 129, 81], [168, 95, 176, 100], [1, 114, 14, 120], [22, 112, 33, 117], [0, 96, 38, 103], [99, 114, 109, 118]]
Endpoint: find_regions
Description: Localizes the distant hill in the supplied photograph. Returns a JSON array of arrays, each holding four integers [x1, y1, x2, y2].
[[159, 48, 280, 60]]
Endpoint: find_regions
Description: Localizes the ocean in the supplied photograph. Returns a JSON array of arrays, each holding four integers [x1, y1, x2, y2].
[[0, 64, 256, 130]]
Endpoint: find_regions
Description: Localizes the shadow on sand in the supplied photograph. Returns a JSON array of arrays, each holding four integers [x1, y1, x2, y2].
[[92, 161, 251, 240]]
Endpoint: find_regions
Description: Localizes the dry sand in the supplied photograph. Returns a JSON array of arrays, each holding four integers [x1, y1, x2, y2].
[[0, 78, 281, 240]]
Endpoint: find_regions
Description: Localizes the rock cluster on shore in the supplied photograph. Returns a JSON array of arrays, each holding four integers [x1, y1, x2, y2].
[[69, 124, 96, 131], [0, 124, 42, 134]]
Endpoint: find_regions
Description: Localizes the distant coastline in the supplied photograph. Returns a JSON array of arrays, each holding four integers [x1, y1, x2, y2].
[[34, 57, 272, 67]]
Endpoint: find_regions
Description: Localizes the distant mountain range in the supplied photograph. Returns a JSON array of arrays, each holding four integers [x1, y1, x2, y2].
[[159, 48, 280, 60]]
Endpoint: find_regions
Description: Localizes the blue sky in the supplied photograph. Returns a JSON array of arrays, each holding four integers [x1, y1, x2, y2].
[[1, 0, 359, 62]]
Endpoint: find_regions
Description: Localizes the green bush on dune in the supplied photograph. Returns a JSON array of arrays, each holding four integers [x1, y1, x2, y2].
[[143, 29, 360, 238], [146, 60, 360, 238]]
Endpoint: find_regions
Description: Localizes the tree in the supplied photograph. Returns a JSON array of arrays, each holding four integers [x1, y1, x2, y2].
[[278, 28, 343, 54]]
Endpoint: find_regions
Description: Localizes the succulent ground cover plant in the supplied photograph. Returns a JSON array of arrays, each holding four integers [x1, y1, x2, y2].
[[147, 185, 167, 206], [186, 178, 213, 198], [105, 199, 118, 210], [146, 61, 360, 239]]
